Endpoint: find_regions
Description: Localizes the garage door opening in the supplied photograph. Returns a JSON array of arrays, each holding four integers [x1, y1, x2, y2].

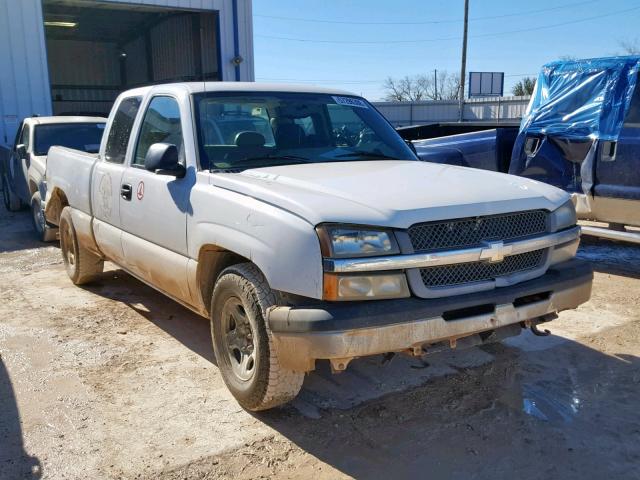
[[42, 0, 220, 116]]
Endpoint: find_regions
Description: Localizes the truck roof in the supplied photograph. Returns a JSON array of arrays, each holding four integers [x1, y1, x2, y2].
[[25, 116, 107, 125], [119, 81, 358, 98]]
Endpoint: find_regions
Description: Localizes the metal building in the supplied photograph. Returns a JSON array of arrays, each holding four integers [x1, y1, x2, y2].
[[0, 0, 254, 148]]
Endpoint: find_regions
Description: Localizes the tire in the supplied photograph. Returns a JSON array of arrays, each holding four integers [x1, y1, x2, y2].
[[59, 207, 104, 285], [30, 192, 57, 242], [210, 263, 304, 411], [2, 175, 21, 212]]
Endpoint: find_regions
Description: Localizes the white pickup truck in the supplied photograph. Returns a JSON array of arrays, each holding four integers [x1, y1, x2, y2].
[[44, 82, 592, 410], [2, 116, 106, 240]]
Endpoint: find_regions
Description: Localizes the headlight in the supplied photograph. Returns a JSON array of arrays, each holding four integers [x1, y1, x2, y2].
[[549, 200, 577, 231], [323, 273, 410, 301], [317, 225, 400, 258]]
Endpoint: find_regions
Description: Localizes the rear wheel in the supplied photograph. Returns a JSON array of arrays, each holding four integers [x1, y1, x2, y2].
[[211, 263, 304, 411], [2, 175, 21, 211], [59, 207, 103, 285], [30, 192, 57, 242]]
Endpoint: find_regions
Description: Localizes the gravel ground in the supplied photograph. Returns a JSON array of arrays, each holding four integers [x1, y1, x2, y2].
[[1, 200, 639, 480]]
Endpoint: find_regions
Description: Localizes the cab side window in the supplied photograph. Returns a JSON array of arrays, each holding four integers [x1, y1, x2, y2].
[[134, 96, 184, 166], [623, 78, 640, 128], [104, 96, 142, 164]]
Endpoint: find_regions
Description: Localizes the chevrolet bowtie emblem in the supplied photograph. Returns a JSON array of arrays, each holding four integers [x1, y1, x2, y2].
[[479, 241, 513, 263]]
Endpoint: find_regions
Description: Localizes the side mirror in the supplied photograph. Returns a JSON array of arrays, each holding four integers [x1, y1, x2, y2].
[[144, 143, 185, 178], [16, 144, 27, 159]]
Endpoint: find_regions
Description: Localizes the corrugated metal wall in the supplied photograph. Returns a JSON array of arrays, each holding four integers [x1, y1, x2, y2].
[[48, 40, 121, 86], [151, 15, 196, 82], [0, 0, 52, 147], [0, 0, 254, 147], [103, 0, 254, 82], [201, 12, 219, 78], [373, 96, 531, 127], [47, 39, 121, 114], [48, 11, 222, 114], [124, 36, 148, 87]]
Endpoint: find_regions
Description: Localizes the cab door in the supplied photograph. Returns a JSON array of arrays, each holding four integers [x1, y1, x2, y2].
[[593, 83, 640, 224], [594, 126, 640, 200], [10, 122, 31, 203], [119, 95, 192, 304], [91, 96, 143, 265]]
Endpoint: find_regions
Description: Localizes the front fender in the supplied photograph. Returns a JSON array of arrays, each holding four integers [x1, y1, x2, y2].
[[188, 183, 323, 299]]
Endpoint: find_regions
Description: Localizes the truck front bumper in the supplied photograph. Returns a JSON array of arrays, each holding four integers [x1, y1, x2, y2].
[[267, 259, 593, 372]]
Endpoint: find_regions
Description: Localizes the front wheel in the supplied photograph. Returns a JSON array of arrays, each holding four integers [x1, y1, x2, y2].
[[210, 263, 304, 411], [59, 207, 104, 285], [30, 192, 57, 242]]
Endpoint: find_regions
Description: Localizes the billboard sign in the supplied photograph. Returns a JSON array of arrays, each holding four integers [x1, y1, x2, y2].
[[469, 72, 504, 97]]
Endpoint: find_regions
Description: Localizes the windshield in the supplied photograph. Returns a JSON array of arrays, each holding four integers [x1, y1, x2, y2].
[[33, 123, 106, 156], [193, 92, 416, 170]]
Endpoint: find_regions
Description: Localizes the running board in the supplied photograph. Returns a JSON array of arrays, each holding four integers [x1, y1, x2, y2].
[[581, 226, 640, 245]]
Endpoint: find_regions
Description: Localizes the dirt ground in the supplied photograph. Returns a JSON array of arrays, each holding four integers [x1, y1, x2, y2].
[[1, 200, 639, 480]]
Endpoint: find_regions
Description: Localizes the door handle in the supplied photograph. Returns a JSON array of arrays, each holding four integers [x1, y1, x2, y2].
[[121, 183, 132, 201]]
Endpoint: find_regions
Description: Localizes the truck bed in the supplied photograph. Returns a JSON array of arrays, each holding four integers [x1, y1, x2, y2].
[[45, 146, 98, 216], [413, 127, 518, 173]]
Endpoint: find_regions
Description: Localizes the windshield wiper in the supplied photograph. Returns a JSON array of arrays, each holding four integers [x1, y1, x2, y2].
[[211, 154, 313, 171], [333, 150, 397, 160], [231, 154, 313, 166]]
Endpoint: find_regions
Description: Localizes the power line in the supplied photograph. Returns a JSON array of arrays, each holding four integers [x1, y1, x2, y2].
[[254, 0, 601, 25], [255, 5, 640, 45], [255, 73, 537, 85], [255, 77, 382, 84]]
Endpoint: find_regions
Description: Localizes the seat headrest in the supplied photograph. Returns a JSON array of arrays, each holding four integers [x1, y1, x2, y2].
[[234, 131, 266, 147]]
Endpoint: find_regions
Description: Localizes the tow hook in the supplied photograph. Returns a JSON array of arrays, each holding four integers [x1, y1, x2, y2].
[[531, 324, 551, 336], [525, 313, 556, 336]]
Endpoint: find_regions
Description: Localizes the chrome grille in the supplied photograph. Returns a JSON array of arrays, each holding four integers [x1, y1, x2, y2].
[[419, 249, 546, 288], [408, 210, 548, 252]]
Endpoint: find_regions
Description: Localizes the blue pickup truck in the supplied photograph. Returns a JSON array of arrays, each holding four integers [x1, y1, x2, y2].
[[404, 56, 640, 242]]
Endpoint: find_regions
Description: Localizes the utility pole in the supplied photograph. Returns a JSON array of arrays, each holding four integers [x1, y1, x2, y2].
[[434, 69, 438, 100], [458, 0, 469, 121]]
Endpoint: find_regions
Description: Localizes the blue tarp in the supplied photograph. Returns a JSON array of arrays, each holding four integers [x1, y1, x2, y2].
[[520, 56, 640, 141]]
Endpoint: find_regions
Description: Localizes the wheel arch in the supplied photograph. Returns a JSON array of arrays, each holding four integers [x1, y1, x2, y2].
[[196, 244, 253, 315], [28, 179, 38, 196], [44, 187, 69, 226]]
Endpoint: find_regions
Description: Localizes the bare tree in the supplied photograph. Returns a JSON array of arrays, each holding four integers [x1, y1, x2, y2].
[[383, 75, 427, 102], [619, 38, 640, 55], [383, 72, 460, 101], [512, 77, 536, 96], [437, 71, 461, 100], [382, 77, 407, 101]]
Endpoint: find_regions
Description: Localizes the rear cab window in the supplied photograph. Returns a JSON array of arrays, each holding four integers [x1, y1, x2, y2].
[[104, 96, 142, 164], [33, 123, 105, 155], [622, 76, 640, 129]]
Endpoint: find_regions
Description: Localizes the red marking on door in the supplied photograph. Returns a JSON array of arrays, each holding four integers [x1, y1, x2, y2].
[[136, 181, 144, 200]]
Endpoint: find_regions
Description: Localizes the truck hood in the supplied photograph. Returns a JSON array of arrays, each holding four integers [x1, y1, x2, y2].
[[211, 160, 569, 228]]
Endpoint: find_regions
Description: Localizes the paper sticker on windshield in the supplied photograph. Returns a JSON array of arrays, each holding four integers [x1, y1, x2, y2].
[[332, 96, 368, 109], [97, 124, 106, 129]]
